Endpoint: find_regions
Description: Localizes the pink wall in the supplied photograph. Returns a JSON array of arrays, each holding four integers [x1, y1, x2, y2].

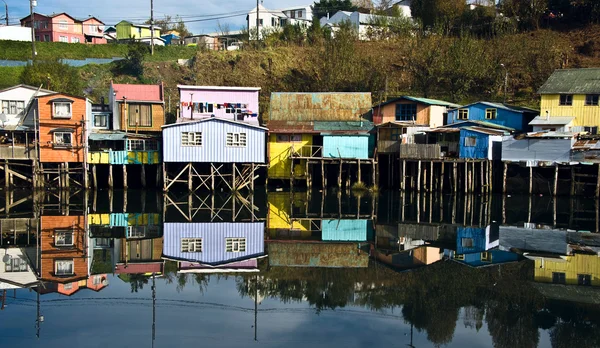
[[178, 87, 260, 125]]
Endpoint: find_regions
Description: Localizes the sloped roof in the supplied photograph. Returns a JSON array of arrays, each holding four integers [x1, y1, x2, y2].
[[538, 68, 600, 94], [529, 116, 574, 126], [0, 84, 55, 95], [269, 92, 372, 122], [314, 120, 374, 133], [162, 117, 268, 130], [441, 120, 515, 132], [112, 83, 163, 102], [375, 95, 460, 108], [461, 126, 508, 136], [450, 101, 538, 113]]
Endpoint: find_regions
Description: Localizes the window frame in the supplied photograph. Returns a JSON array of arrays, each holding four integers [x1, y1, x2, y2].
[[457, 109, 469, 120], [94, 114, 108, 128], [71, 37, 80, 43], [4, 256, 28, 272], [2, 100, 25, 115], [552, 272, 566, 284], [181, 238, 203, 253], [395, 103, 417, 122], [225, 237, 246, 252], [54, 230, 74, 247], [53, 132, 73, 148], [578, 274, 591, 286], [181, 131, 203, 146], [464, 136, 477, 147], [585, 94, 599, 106], [128, 103, 152, 128], [59, 35, 68, 43], [53, 102, 72, 118], [485, 108, 497, 120], [226, 132, 247, 147], [58, 20, 68, 30], [559, 94, 573, 106], [54, 259, 74, 276], [480, 252, 492, 262]]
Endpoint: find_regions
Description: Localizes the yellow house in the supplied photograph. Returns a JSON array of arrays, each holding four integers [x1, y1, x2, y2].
[[267, 192, 311, 239], [538, 68, 600, 133], [534, 253, 600, 286], [267, 130, 314, 180], [115, 20, 161, 40]]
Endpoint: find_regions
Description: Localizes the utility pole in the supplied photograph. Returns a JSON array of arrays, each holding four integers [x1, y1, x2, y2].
[[2, 0, 8, 26], [501, 63, 508, 104], [30, 0, 37, 62], [150, 0, 154, 55], [256, 0, 259, 41]]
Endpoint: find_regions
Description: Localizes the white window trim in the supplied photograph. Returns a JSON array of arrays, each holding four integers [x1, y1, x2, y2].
[[55, 230, 74, 246], [59, 35, 68, 43], [181, 132, 203, 147], [181, 238, 203, 253], [226, 132, 247, 147], [225, 237, 246, 253], [94, 114, 108, 128], [55, 259, 74, 276], [59, 20, 68, 30], [53, 102, 72, 118], [53, 132, 73, 148]]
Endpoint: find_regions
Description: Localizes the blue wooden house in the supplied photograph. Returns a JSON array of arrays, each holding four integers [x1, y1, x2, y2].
[[459, 126, 508, 160], [452, 249, 520, 267], [162, 117, 268, 191], [456, 226, 499, 255], [447, 102, 538, 132], [162, 222, 265, 266], [321, 219, 374, 242], [315, 121, 376, 160]]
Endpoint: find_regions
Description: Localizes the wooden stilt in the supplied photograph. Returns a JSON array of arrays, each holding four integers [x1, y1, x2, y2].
[[290, 158, 294, 189], [372, 160, 376, 187], [321, 160, 325, 189], [440, 162, 445, 193], [488, 161, 493, 194], [338, 160, 342, 189], [211, 164, 215, 191], [123, 189, 128, 212], [92, 164, 97, 188], [188, 163, 193, 191], [141, 164, 146, 188], [345, 163, 351, 189], [4, 162, 8, 189], [123, 165, 128, 189], [162, 163, 167, 191], [65, 163, 69, 190], [480, 161, 484, 194], [464, 161, 468, 194], [503, 162, 508, 194], [358, 159, 361, 184], [529, 166, 533, 194], [108, 164, 113, 189], [429, 161, 433, 193], [596, 164, 600, 198], [453, 162, 457, 193], [232, 163, 237, 190], [554, 165, 559, 196], [417, 160, 421, 192], [401, 160, 406, 191], [305, 160, 309, 187]]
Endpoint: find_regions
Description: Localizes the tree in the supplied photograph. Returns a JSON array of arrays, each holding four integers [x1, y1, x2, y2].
[[146, 15, 191, 37], [313, 0, 358, 19], [119, 42, 149, 77], [498, 0, 548, 30], [20, 59, 83, 96], [410, 0, 467, 31]]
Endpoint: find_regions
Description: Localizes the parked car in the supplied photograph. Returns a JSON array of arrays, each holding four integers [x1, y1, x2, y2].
[[227, 42, 242, 51]]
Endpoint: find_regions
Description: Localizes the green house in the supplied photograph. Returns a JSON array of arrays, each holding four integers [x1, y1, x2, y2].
[[115, 20, 161, 40]]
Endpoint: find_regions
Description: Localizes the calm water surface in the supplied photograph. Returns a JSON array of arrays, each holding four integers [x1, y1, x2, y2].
[[0, 190, 599, 348]]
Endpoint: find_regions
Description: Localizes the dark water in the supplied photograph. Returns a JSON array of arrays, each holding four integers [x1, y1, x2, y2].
[[1, 189, 599, 348]]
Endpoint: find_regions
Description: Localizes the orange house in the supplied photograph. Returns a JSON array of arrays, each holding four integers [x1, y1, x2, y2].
[[373, 96, 459, 127], [36, 93, 90, 163], [38, 274, 109, 296], [39, 215, 89, 284]]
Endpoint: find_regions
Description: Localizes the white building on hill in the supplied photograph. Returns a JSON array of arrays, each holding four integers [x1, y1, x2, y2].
[[247, 4, 313, 39]]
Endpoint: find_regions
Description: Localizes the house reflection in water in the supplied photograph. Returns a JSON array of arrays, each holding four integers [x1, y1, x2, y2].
[[162, 222, 265, 272], [88, 213, 164, 275], [451, 226, 520, 267]]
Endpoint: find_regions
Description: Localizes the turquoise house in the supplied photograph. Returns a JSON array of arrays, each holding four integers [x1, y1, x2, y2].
[[315, 121, 375, 159], [322, 219, 374, 242]]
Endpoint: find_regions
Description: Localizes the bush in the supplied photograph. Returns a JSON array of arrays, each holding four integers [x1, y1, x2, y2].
[[20, 59, 83, 95]]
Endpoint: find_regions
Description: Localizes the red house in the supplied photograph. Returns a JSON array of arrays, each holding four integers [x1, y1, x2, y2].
[[20, 12, 106, 44]]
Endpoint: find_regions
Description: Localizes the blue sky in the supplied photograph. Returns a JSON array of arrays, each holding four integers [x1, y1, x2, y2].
[[4, 0, 313, 34]]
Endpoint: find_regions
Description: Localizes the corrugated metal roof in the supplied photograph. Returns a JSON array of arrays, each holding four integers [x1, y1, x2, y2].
[[425, 128, 460, 133], [538, 68, 600, 94], [112, 83, 163, 102], [376, 121, 429, 128], [523, 131, 577, 138], [268, 242, 369, 268], [178, 85, 261, 91], [375, 96, 460, 108], [573, 138, 600, 150], [449, 101, 538, 113], [314, 120, 374, 133], [529, 116, 574, 126], [162, 117, 267, 130], [269, 92, 372, 122], [441, 120, 516, 132], [462, 126, 508, 136], [266, 120, 318, 133]]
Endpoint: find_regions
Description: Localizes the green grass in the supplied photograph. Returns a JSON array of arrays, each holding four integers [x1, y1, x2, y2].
[[0, 66, 25, 89], [0, 40, 197, 61]]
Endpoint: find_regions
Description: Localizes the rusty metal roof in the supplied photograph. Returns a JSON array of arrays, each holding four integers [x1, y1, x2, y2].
[[573, 138, 600, 150], [538, 68, 600, 94], [268, 242, 369, 268], [462, 126, 509, 136], [269, 92, 372, 122], [425, 128, 460, 133], [266, 120, 319, 133], [314, 120, 374, 133]]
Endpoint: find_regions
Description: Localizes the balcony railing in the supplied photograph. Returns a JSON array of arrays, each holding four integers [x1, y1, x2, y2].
[[290, 145, 323, 158], [399, 144, 442, 160], [0, 144, 37, 160], [378, 140, 401, 153]]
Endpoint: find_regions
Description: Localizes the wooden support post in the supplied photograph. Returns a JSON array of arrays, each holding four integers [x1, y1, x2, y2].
[[211, 164, 215, 191], [64, 163, 69, 190], [346, 163, 351, 190], [108, 164, 113, 189], [338, 160, 342, 189], [290, 158, 294, 189], [92, 164, 97, 188], [529, 166, 533, 194], [417, 160, 421, 192], [596, 164, 600, 198], [429, 161, 433, 193], [251, 163, 255, 192], [480, 161, 484, 194], [141, 164, 146, 188], [232, 163, 237, 190], [503, 162, 508, 194], [464, 161, 468, 194], [3, 162, 8, 188], [554, 165, 559, 196], [488, 161, 493, 194], [453, 162, 457, 193], [162, 163, 166, 191], [305, 160, 309, 187], [440, 162, 445, 193], [321, 160, 325, 189], [372, 160, 376, 187], [188, 163, 193, 192], [570, 167, 576, 196], [123, 164, 128, 189], [358, 159, 361, 184]]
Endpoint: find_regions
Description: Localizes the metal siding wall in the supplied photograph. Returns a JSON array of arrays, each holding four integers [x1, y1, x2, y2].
[[460, 130, 488, 159], [322, 135, 370, 159], [448, 104, 525, 131], [163, 222, 265, 263], [162, 120, 266, 163], [178, 89, 260, 125], [322, 220, 368, 241], [501, 137, 573, 162], [456, 227, 487, 254]]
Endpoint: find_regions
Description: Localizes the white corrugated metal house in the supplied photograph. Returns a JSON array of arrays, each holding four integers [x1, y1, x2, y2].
[[0, 248, 39, 290], [501, 132, 576, 164], [162, 117, 267, 192]]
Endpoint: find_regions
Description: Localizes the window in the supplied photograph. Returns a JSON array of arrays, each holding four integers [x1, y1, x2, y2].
[[72, 37, 80, 43], [53, 102, 72, 118], [559, 94, 573, 106], [458, 109, 469, 120], [59, 20, 68, 29], [481, 252, 492, 262], [271, 17, 276, 27], [126, 139, 159, 151], [59, 35, 68, 43], [485, 108, 497, 119], [33, 20, 40, 29], [1, 100, 25, 115], [280, 19, 287, 26], [63, 282, 73, 290], [391, 128, 403, 141], [578, 274, 591, 286], [128, 104, 152, 127], [552, 272, 566, 284], [94, 114, 108, 128], [226, 132, 247, 147], [181, 238, 202, 252], [55, 230, 74, 246], [290, 10, 296, 19], [44, 34, 50, 42], [395, 103, 417, 121], [181, 132, 203, 146], [276, 134, 290, 142], [4, 257, 28, 272], [584, 126, 598, 135], [298, 10, 303, 18], [585, 94, 599, 106], [89, 24, 98, 33], [259, 19, 263, 26], [128, 226, 146, 238], [95, 238, 110, 247], [461, 238, 474, 247], [464, 137, 477, 147], [55, 260, 74, 276], [290, 134, 302, 142], [226, 238, 246, 252], [454, 254, 464, 261], [35, 35, 40, 41], [53, 132, 73, 148]]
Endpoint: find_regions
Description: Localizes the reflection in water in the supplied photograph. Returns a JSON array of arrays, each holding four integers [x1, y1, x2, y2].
[[0, 189, 599, 347]]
